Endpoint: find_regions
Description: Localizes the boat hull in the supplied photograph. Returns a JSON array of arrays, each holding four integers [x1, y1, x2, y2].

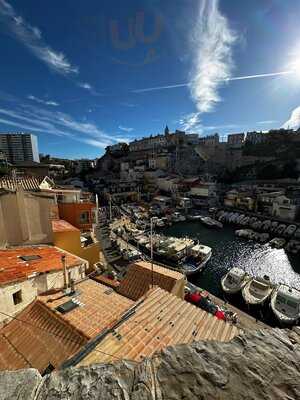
[[183, 252, 212, 276], [221, 277, 245, 295], [242, 284, 273, 306], [270, 293, 299, 326]]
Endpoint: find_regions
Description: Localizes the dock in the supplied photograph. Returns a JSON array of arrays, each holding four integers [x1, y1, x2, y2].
[[188, 282, 270, 331]]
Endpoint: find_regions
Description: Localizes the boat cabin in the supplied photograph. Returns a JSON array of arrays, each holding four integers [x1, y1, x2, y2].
[[226, 268, 245, 286], [191, 244, 211, 258], [275, 286, 300, 318]]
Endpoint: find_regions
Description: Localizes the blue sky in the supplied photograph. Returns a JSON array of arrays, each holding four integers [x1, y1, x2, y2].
[[1, 0, 300, 159]]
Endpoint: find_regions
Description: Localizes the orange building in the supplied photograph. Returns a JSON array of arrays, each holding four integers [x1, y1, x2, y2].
[[52, 219, 100, 271], [58, 202, 96, 231]]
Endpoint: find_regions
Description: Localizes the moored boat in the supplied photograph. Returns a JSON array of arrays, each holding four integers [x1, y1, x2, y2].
[[221, 267, 251, 294], [200, 216, 223, 229], [270, 284, 300, 325], [242, 275, 273, 305], [269, 237, 286, 249]]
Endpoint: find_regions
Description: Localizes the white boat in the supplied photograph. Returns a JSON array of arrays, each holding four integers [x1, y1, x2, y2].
[[285, 240, 300, 254], [270, 285, 300, 325], [235, 229, 254, 239], [200, 216, 223, 229], [269, 237, 286, 249], [242, 275, 273, 305], [283, 225, 297, 238], [172, 212, 182, 223], [276, 224, 286, 236], [221, 267, 251, 294], [182, 244, 212, 276], [156, 219, 165, 227]]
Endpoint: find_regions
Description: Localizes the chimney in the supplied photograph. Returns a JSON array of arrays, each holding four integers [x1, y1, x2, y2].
[[61, 255, 68, 289]]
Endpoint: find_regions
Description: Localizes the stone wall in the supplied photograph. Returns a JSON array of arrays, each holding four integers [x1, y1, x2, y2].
[[1, 328, 299, 400]]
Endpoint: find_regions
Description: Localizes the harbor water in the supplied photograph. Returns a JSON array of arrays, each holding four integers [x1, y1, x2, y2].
[[162, 221, 300, 298]]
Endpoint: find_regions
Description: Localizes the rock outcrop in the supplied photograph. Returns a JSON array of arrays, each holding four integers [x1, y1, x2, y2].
[[1, 329, 300, 400]]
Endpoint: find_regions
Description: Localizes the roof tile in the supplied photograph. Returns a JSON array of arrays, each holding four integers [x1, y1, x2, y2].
[[78, 287, 240, 366], [117, 260, 185, 301], [0, 245, 84, 285]]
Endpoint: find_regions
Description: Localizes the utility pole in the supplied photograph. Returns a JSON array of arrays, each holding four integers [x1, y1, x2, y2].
[[95, 194, 99, 225], [109, 194, 112, 221], [150, 217, 154, 288]]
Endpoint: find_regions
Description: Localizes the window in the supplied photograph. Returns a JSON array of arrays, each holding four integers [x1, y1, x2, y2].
[[79, 211, 90, 224], [20, 255, 41, 262], [13, 290, 22, 305]]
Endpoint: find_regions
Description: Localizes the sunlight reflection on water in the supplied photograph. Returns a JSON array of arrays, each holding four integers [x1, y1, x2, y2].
[[162, 221, 300, 297]]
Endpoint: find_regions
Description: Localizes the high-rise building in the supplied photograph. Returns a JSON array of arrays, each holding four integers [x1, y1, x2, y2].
[[0, 133, 40, 163]]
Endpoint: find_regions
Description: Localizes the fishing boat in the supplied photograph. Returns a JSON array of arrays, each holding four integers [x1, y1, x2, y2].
[[242, 275, 273, 305], [221, 267, 251, 294], [131, 233, 212, 275], [200, 216, 223, 229], [270, 284, 300, 325], [182, 244, 212, 276]]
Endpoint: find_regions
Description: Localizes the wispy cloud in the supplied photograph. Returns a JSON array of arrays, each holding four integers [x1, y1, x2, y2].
[[79, 83, 92, 90], [189, 0, 236, 114], [0, 104, 122, 149], [257, 120, 278, 125], [77, 82, 100, 96], [28, 95, 59, 107], [204, 123, 240, 131], [120, 102, 137, 108], [118, 125, 134, 132], [282, 107, 300, 130], [179, 113, 203, 132], [0, 0, 78, 75]]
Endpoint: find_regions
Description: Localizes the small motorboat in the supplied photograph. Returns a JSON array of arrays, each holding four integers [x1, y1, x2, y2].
[[221, 267, 251, 294], [269, 237, 286, 249], [270, 284, 300, 325], [200, 216, 223, 229], [242, 275, 273, 305], [285, 240, 300, 254]]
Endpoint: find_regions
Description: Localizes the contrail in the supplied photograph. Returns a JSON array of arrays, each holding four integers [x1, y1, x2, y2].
[[227, 70, 293, 81], [132, 70, 293, 93]]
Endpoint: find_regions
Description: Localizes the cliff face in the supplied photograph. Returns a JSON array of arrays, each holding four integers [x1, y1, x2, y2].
[[1, 329, 300, 400]]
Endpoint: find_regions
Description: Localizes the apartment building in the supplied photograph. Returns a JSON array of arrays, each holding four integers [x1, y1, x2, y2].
[[0, 133, 39, 163]]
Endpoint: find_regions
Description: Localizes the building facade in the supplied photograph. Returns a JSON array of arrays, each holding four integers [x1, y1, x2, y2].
[[0, 133, 39, 164]]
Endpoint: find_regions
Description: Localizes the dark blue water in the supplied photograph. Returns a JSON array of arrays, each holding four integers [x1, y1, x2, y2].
[[162, 221, 300, 298]]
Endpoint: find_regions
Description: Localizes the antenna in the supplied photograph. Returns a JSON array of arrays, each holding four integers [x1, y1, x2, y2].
[[61, 255, 68, 289]]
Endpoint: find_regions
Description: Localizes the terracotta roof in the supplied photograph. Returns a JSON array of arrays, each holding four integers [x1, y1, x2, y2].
[[0, 176, 42, 191], [0, 246, 84, 285], [117, 260, 185, 301], [52, 219, 79, 233], [78, 287, 240, 366], [92, 275, 120, 289], [0, 300, 87, 373], [39, 279, 134, 339]]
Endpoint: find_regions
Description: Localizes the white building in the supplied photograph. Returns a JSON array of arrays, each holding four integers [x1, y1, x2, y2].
[[272, 196, 299, 221], [0, 246, 87, 325]]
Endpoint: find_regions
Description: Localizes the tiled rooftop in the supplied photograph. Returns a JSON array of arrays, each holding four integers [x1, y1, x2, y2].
[[0, 246, 84, 285], [0, 176, 42, 191], [52, 219, 79, 233], [0, 300, 87, 373], [92, 275, 120, 289], [39, 279, 134, 339], [78, 287, 240, 366], [117, 260, 185, 301]]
